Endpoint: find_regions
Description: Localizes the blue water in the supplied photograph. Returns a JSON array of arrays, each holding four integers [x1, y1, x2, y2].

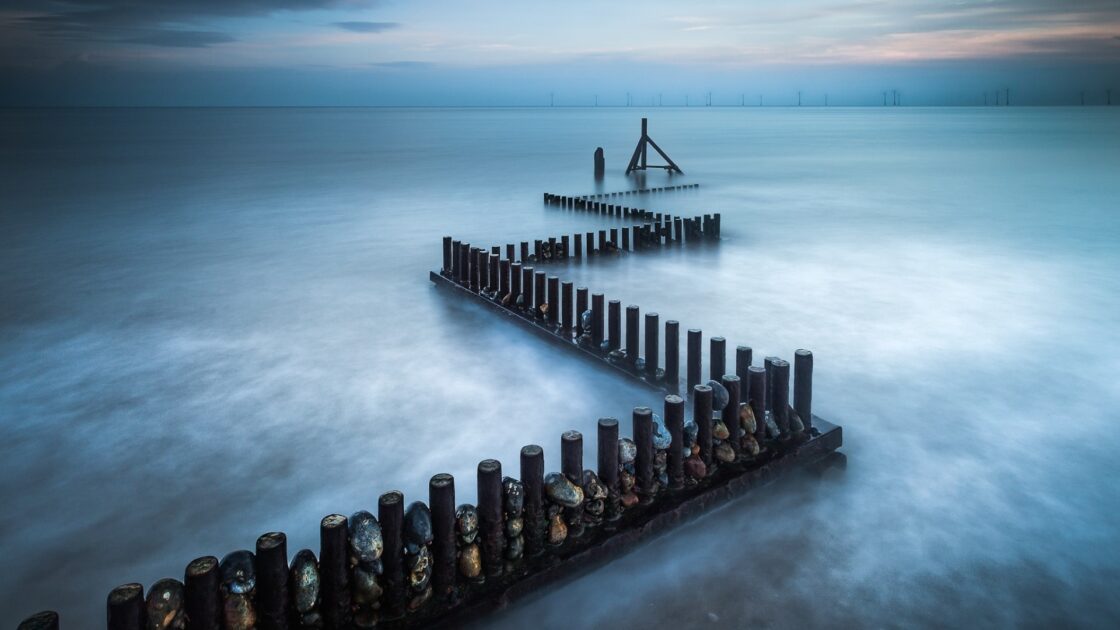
[[2, 107, 1118, 627]]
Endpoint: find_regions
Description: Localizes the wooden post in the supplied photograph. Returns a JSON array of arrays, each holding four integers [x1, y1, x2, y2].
[[451, 240, 461, 281], [107, 584, 144, 630], [534, 271, 546, 315], [591, 293, 605, 346], [499, 259, 510, 298], [320, 514, 350, 629], [547, 276, 559, 325], [477, 459, 504, 577], [633, 407, 655, 501], [625, 305, 640, 364], [488, 253, 499, 293], [256, 532, 289, 630], [774, 359, 791, 437], [610, 228, 619, 248], [505, 243, 515, 262], [632, 224, 642, 250], [442, 236, 452, 275], [764, 356, 778, 412], [509, 262, 522, 306], [561, 235, 570, 259], [576, 287, 589, 336], [608, 300, 621, 351], [665, 320, 680, 393], [520, 241, 529, 263], [561, 281, 574, 334], [17, 612, 58, 630], [599, 230, 607, 252], [721, 375, 741, 459], [476, 250, 486, 292], [184, 557, 220, 630], [597, 418, 620, 520], [586, 231, 595, 255], [458, 242, 469, 285], [644, 312, 659, 378], [687, 329, 702, 392], [735, 346, 753, 390], [748, 366, 767, 443], [694, 384, 713, 467], [710, 337, 726, 382], [665, 395, 685, 488], [795, 349, 814, 430], [621, 226, 630, 251], [520, 445, 546, 556], [533, 239, 542, 261], [429, 473, 456, 599], [574, 233, 582, 257], [522, 267, 534, 311], [379, 491, 406, 618], [561, 430, 585, 537]]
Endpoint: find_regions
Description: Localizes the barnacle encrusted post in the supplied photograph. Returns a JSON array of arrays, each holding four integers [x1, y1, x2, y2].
[[219, 550, 256, 630], [348, 510, 384, 626], [560, 430, 586, 538], [403, 502, 434, 610], [289, 549, 321, 628]]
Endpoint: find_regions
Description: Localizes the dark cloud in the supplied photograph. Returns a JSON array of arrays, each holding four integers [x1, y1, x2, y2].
[[333, 21, 399, 33], [124, 30, 236, 48], [10, 0, 384, 47]]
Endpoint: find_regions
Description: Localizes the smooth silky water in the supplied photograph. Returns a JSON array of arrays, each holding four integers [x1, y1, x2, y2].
[[2, 107, 1118, 626]]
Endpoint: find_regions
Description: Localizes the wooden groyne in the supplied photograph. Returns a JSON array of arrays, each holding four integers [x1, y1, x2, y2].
[[20, 184, 842, 630]]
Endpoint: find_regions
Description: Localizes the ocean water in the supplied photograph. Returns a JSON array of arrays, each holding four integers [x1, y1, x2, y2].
[[2, 106, 1118, 627]]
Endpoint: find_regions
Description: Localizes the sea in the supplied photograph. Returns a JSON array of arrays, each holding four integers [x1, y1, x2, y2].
[[2, 106, 1118, 627]]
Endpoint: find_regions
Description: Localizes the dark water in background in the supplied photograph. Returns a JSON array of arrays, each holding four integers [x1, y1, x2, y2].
[[2, 107, 1119, 627]]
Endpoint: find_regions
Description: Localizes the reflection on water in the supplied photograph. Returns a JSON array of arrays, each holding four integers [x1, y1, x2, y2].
[[1, 107, 1118, 626]]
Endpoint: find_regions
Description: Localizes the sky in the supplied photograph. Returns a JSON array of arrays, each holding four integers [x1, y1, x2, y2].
[[1, 0, 1118, 106]]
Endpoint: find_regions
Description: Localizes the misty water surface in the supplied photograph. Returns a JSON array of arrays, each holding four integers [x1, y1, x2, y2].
[[2, 107, 1119, 627]]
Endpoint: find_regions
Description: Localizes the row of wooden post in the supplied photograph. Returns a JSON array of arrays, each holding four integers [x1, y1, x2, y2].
[[438, 236, 812, 427], [45, 357, 811, 630], [544, 183, 699, 204]]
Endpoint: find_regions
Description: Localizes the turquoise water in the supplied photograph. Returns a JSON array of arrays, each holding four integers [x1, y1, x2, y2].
[[2, 107, 1118, 626]]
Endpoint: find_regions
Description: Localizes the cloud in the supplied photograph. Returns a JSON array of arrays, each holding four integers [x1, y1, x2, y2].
[[124, 30, 235, 48], [333, 21, 399, 33]]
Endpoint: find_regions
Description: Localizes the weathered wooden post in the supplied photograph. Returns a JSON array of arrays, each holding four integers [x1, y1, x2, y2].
[[547, 276, 559, 325], [665, 395, 685, 488], [476, 250, 487, 292], [574, 233, 582, 257], [736, 346, 753, 390], [561, 235, 570, 259], [107, 584, 144, 630], [597, 418, 621, 521], [610, 228, 619, 248], [534, 271, 546, 316], [17, 612, 58, 630], [594, 147, 605, 177], [534, 239, 542, 261], [520, 445, 546, 556], [608, 300, 621, 351], [633, 407, 655, 502], [586, 231, 595, 254], [430, 473, 456, 599], [621, 226, 630, 251], [509, 262, 522, 306], [505, 243, 515, 262], [561, 430, 585, 537], [576, 287, 589, 336], [521, 267, 534, 311], [632, 224, 642, 250], [458, 242, 470, 286], [665, 320, 680, 393], [644, 312, 659, 378], [591, 293, 605, 346], [499, 259, 510, 298], [488, 253, 499, 292], [255, 532, 288, 630], [764, 356, 778, 412], [477, 459, 505, 577], [721, 374, 741, 460], [320, 514, 350, 628], [379, 491, 406, 618], [748, 366, 767, 444], [795, 349, 814, 431], [710, 337, 726, 382], [520, 241, 529, 263], [442, 236, 452, 275], [694, 384, 713, 467], [599, 230, 608, 252], [184, 557, 220, 630], [625, 305, 640, 364], [561, 281, 574, 334], [773, 359, 791, 437], [687, 329, 702, 392]]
